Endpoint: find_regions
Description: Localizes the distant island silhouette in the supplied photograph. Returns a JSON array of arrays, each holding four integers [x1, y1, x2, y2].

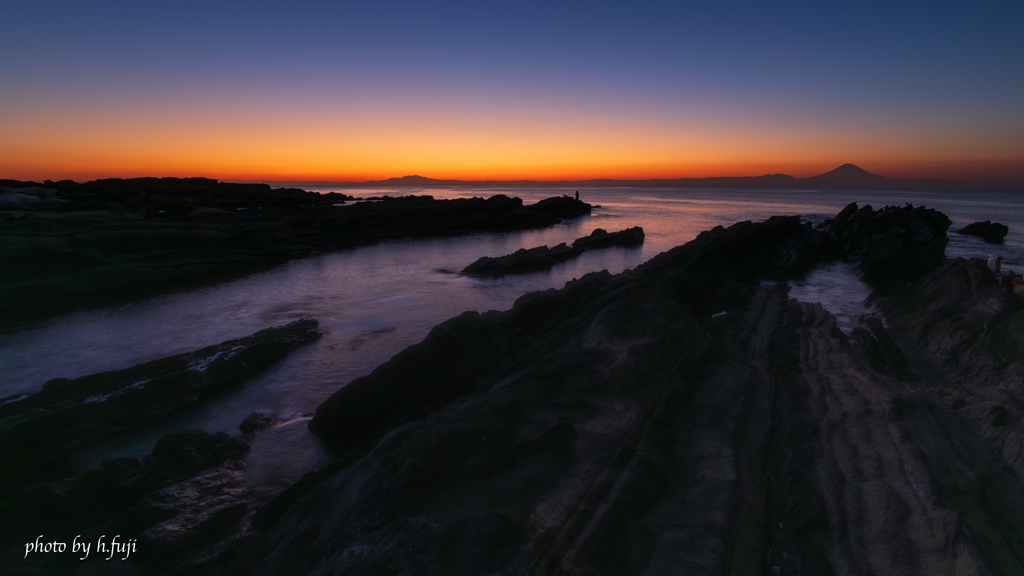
[[257, 164, 1024, 191]]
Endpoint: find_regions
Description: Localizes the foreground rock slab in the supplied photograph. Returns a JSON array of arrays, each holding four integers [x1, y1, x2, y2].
[[0, 320, 321, 574], [212, 205, 1024, 575], [0, 319, 322, 496], [1, 428, 254, 575]]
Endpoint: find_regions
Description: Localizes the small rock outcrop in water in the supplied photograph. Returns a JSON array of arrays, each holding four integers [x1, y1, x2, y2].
[[213, 204, 1024, 575], [956, 220, 1009, 244], [463, 226, 644, 276], [571, 226, 645, 249], [462, 243, 585, 275], [239, 411, 277, 434], [522, 195, 591, 219]]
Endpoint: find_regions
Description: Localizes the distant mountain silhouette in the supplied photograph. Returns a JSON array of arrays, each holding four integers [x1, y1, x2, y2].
[[805, 164, 890, 183], [257, 164, 1023, 192], [375, 175, 439, 185]]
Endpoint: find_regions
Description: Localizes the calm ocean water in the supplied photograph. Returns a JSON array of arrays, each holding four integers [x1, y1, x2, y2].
[[2, 186, 1022, 497]]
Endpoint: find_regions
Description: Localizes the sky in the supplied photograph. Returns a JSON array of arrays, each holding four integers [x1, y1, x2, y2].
[[2, 0, 1023, 182]]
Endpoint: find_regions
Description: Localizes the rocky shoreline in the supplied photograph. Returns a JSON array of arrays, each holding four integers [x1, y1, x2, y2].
[[6, 201, 1024, 575], [0, 178, 591, 323], [235, 203, 1024, 575], [0, 320, 322, 574]]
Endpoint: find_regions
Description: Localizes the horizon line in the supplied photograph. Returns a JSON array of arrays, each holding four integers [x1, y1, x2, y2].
[[8, 163, 1024, 186]]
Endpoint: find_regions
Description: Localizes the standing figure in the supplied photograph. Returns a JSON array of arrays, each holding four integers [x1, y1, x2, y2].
[[575, 190, 579, 201]]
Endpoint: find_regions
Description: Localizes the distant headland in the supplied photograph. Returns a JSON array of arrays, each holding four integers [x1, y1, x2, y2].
[[256, 164, 1024, 191]]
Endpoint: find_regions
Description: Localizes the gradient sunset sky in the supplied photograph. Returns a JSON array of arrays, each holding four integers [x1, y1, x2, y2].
[[2, 0, 1022, 182]]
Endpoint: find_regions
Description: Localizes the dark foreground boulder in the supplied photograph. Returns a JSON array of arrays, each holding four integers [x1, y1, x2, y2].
[[956, 220, 1009, 244], [216, 204, 1024, 576]]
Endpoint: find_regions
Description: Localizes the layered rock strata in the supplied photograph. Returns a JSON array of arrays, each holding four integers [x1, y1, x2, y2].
[[215, 204, 1024, 575]]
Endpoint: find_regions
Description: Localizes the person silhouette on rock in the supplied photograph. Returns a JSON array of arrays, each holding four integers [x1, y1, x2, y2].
[[575, 191, 579, 201]]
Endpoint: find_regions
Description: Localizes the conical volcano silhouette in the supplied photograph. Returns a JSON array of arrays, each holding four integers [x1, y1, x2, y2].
[[811, 164, 888, 181]]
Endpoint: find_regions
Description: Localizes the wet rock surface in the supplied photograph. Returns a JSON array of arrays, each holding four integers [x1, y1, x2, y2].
[[201, 204, 1024, 576], [0, 178, 591, 322], [0, 318, 321, 497], [0, 320, 322, 575], [140, 460, 252, 571], [463, 226, 644, 276], [956, 220, 1009, 244], [0, 432, 255, 575]]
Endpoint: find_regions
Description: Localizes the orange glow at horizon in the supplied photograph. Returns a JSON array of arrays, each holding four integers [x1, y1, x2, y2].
[[2, 98, 1022, 183]]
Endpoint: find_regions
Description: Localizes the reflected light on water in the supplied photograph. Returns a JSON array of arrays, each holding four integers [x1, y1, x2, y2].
[[3, 185, 1023, 489]]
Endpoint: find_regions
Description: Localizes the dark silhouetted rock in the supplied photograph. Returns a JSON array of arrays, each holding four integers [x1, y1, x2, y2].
[[819, 202, 950, 286], [523, 195, 592, 219], [239, 412, 276, 434], [463, 227, 645, 276], [462, 243, 584, 275], [956, 220, 1009, 244], [571, 226, 645, 249], [152, 430, 250, 474]]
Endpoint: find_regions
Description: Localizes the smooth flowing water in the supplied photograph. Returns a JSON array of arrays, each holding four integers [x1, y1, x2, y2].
[[3, 186, 1023, 501]]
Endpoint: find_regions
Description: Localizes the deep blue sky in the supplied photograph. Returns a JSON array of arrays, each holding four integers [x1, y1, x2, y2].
[[2, 0, 1022, 180]]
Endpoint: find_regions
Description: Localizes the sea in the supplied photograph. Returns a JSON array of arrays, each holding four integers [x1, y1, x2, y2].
[[2, 185, 1023, 503]]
